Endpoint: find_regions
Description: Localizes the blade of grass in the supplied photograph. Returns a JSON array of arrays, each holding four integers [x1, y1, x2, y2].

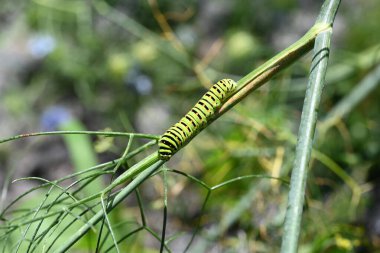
[[58, 120, 100, 194], [320, 63, 380, 131], [280, 1, 341, 253]]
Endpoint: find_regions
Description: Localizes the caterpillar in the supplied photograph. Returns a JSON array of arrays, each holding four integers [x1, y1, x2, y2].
[[158, 79, 237, 161]]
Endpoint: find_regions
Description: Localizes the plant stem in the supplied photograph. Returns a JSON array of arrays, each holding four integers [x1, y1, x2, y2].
[[219, 23, 330, 115], [55, 158, 165, 253], [0, 130, 159, 144], [102, 152, 160, 194], [280, 1, 341, 252], [178, 22, 331, 153]]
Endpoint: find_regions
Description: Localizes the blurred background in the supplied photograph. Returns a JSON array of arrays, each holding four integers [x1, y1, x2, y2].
[[0, 0, 380, 252]]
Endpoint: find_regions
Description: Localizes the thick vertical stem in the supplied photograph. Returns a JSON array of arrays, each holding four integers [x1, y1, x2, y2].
[[280, 1, 341, 252]]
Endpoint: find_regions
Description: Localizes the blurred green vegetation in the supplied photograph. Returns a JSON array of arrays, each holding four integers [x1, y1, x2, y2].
[[0, 0, 380, 252]]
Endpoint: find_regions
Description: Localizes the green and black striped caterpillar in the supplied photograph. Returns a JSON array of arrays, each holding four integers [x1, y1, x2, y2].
[[158, 79, 237, 161]]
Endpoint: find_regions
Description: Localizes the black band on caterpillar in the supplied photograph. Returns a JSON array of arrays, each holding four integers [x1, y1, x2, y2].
[[158, 79, 237, 160]]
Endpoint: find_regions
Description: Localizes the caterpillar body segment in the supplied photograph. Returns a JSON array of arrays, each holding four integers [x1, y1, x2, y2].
[[159, 79, 237, 161]]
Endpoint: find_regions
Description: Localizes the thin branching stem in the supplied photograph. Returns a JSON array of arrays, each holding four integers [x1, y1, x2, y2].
[[55, 159, 165, 253], [0, 130, 159, 144]]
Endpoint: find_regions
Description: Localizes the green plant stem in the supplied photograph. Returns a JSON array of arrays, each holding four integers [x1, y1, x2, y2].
[[173, 22, 330, 155], [280, 1, 341, 253], [0, 131, 159, 143], [55, 158, 165, 253], [102, 152, 160, 193], [219, 23, 330, 115], [0, 130, 159, 144], [58, 153, 160, 213]]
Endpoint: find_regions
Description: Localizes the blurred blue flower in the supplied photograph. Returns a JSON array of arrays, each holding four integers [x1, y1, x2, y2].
[[134, 75, 152, 95], [125, 67, 153, 95], [40, 106, 72, 131], [27, 34, 56, 59]]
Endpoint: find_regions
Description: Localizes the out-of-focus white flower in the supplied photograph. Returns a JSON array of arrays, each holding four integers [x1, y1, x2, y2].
[[27, 34, 56, 59]]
